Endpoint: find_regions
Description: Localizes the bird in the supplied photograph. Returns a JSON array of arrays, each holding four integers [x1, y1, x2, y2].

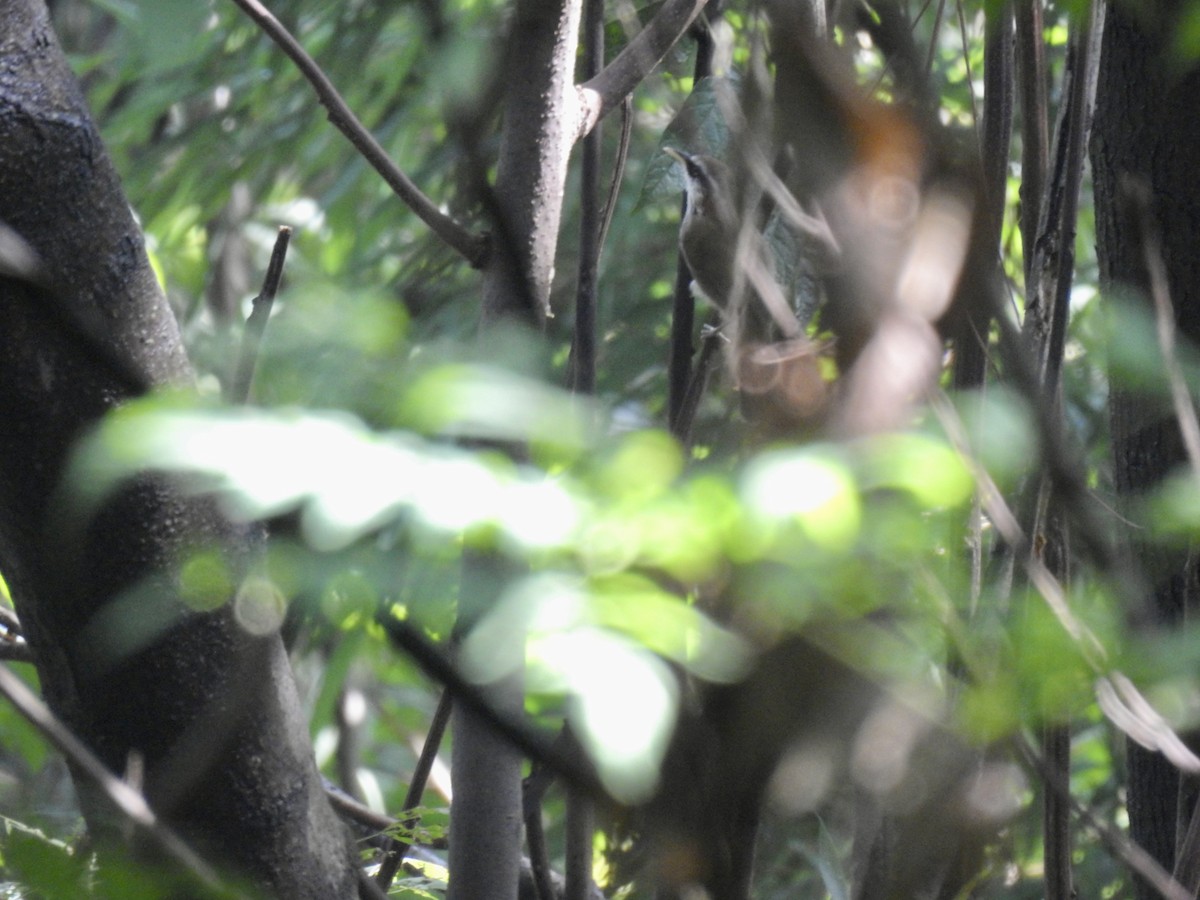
[[664, 147, 829, 427], [663, 148, 740, 312]]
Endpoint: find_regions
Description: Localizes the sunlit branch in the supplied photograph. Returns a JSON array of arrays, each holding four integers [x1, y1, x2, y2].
[[576, 0, 708, 138], [226, 0, 489, 269]]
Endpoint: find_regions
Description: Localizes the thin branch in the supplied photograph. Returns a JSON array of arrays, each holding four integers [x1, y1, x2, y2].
[[1124, 176, 1200, 477], [229, 225, 290, 404], [0, 639, 32, 663], [955, 1, 979, 131], [932, 392, 1105, 665], [1014, 0, 1049, 285], [525, 785, 557, 900], [597, 98, 633, 278], [668, 21, 718, 434], [577, 0, 708, 138], [375, 688, 453, 891], [1174, 789, 1200, 892], [1014, 734, 1194, 900], [563, 729, 595, 900], [1042, 723, 1074, 900], [936, 391, 1200, 776], [357, 870, 390, 900], [673, 324, 723, 445], [376, 613, 611, 803], [1042, 724, 1073, 900], [326, 781, 395, 833], [1035, 0, 1105, 396], [571, 0, 608, 395], [329, 783, 602, 900], [0, 605, 32, 663], [0, 663, 240, 896], [226, 0, 489, 269], [923, 0, 947, 80]]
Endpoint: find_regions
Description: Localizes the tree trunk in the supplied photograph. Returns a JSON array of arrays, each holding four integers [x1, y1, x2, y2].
[[449, 1, 584, 898], [0, 2, 358, 895], [1092, 2, 1200, 895]]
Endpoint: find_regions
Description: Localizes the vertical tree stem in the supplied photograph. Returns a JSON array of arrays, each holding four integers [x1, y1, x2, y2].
[[667, 19, 716, 435]]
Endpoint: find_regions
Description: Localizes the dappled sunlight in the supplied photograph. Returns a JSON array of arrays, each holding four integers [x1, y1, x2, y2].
[[740, 450, 861, 550], [72, 401, 585, 553]]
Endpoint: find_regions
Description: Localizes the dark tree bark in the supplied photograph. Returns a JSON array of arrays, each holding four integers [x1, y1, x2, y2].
[[0, 2, 358, 895], [1092, 2, 1200, 895]]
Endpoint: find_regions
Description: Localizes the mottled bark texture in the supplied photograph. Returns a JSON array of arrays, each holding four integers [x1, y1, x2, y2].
[[1091, 3, 1200, 895], [0, 2, 357, 895]]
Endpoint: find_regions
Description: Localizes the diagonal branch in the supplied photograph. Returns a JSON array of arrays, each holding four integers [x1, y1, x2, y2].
[[227, 0, 489, 269], [576, 0, 709, 138], [0, 662, 241, 896], [1014, 734, 1194, 900], [229, 225, 290, 404], [376, 613, 610, 803], [1124, 176, 1200, 478]]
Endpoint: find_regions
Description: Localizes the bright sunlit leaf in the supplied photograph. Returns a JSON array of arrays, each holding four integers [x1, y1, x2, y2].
[[856, 433, 973, 508], [741, 449, 861, 550], [72, 401, 583, 553], [532, 627, 678, 802]]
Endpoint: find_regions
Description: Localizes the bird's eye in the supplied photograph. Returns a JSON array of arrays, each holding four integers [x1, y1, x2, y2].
[[685, 160, 703, 181]]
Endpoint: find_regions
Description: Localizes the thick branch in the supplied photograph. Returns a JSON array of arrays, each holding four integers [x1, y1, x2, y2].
[[227, 0, 489, 268], [576, 0, 708, 138]]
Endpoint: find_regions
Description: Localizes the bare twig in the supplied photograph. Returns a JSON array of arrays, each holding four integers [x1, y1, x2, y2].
[[376, 688, 453, 891], [326, 781, 394, 832], [1043, 724, 1073, 900], [955, 0, 980, 129], [1125, 177, 1200, 477], [357, 869, 390, 900], [0, 604, 32, 663], [1014, 0, 1049, 284], [577, 0, 708, 137], [934, 392, 1103, 656], [923, 0, 947, 79], [376, 613, 610, 803], [1031, 0, 1105, 395], [936, 391, 1200, 776], [329, 783, 603, 900], [563, 729, 595, 900], [668, 20, 718, 434], [525, 785, 556, 900], [226, 0, 489, 268], [597, 97, 633, 275], [674, 325, 723, 445], [0, 663, 238, 895], [570, 0, 608, 395], [0, 639, 32, 663], [229, 225, 290, 404], [1014, 734, 1194, 900]]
